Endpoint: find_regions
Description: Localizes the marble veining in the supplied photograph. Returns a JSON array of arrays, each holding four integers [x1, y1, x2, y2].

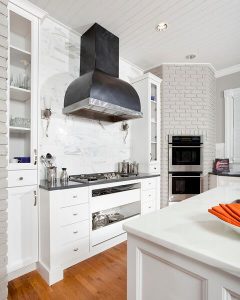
[[39, 18, 143, 179]]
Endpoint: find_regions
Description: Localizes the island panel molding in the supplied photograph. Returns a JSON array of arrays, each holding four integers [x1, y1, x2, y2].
[[124, 186, 240, 299], [138, 247, 208, 300], [127, 233, 240, 300]]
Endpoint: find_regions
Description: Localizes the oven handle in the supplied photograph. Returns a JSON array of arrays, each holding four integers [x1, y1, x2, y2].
[[169, 145, 203, 148]]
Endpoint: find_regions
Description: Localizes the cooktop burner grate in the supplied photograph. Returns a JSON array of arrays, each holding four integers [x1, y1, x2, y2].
[[69, 172, 137, 183]]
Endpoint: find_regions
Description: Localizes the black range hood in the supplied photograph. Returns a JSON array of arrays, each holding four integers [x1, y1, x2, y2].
[[63, 23, 143, 122]]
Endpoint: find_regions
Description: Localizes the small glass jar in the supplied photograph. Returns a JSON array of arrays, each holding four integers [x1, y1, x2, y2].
[[60, 168, 68, 183]]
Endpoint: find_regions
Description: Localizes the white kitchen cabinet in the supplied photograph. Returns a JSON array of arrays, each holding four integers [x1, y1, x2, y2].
[[39, 176, 160, 285], [8, 1, 44, 170], [209, 174, 240, 189], [131, 73, 161, 174], [7, 0, 46, 280], [7, 185, 38, 275], [39, 187, 90, 285], [225, 88, 240, 163], [141, 177, 160, 214]]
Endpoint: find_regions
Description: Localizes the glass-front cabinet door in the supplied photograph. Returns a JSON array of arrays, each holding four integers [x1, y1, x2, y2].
[[8, 4, 38, 170], [150, 81, 160, 163]]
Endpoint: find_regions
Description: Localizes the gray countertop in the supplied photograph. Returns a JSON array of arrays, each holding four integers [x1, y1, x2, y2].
[[209, 171, 240, 177], [39, 173, 160, 191]]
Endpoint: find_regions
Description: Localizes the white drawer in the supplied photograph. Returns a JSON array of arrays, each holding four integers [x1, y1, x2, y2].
[[91, 215, 139, 247], [60, 187, 88, 207], [142, 200, 155, 215], [59, 203, 89, 226], [142, 178, 156, 191], [8, 170, 37, 187], [58, 220, 89, 245], [58, 237, 89, 265], [149, 163, 160, 173], [91, 188, 141, 213], [142, 189, 156, 202]]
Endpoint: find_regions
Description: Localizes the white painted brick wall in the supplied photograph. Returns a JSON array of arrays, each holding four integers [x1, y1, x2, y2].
[[150, 64, 216, 207], [0, 0, 8, 299]]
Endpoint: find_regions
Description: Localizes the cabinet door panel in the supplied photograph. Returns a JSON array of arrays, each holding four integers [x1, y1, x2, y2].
[[218, 176, 240, 187], [8, 185, 38, 273]]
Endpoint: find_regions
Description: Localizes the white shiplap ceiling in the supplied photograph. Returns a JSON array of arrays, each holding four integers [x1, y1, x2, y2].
[[29, 0, 240, 71]]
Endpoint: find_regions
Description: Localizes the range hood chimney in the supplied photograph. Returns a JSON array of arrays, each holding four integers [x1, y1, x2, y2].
[[63, 23, 143, 122]]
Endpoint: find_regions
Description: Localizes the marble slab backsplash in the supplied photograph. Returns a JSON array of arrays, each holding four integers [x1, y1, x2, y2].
[[39, 18, 143, 179]]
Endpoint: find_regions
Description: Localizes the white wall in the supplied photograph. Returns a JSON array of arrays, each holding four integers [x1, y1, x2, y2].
[[216, 71, 240, 143], [150, 64, 216, 206], [39, 17, 143, 178], [0, 0, 8, 298]]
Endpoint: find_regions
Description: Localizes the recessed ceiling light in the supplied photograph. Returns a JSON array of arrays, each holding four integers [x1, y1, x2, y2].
[[186, 54, 196, 60], [156, 22, 168, 32]]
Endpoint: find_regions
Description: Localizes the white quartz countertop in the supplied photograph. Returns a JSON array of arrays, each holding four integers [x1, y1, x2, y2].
[[123, 186, 240, 277]]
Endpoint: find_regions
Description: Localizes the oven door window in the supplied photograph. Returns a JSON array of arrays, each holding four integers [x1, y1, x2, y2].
[[172, 176, 200, 194], [172, 147, 200, 165]]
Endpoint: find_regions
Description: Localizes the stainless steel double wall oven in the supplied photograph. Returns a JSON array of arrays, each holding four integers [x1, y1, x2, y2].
[[168, 136, 203, 203]]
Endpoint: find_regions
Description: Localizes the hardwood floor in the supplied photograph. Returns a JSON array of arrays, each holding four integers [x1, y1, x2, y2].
[[8, 242, 127, 300]]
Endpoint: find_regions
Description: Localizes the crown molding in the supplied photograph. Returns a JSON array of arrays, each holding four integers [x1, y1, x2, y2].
[[215, 64, 240, 78], [119, 57, 144, 73], [146, 62, 216, 74], [10, 0, 47, 19]]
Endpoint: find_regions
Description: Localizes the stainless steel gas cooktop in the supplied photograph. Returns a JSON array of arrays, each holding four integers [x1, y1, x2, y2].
[[69, 172, 136, 184]]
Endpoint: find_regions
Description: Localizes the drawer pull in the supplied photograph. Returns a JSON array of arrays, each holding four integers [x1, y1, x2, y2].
[[149, 194, 151, 197], [73, 213, 78, 216], [73, 248, 79, 252], [154, 167, 156, 170], [148, 206, 152, 209], [148, 182, 151, 185], [73, 230, 78, 234], [19, 177, 23, 181], [73, 195, 77, 198]]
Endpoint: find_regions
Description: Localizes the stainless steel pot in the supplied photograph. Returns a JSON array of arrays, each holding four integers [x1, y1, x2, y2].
[[92, 213, 109, 230]]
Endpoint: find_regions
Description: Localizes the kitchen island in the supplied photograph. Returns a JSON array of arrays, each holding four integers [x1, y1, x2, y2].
[[123, 186, 240, 300]]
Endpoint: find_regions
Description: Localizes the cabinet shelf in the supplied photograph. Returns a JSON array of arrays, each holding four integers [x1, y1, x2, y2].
[[10, 45, 31, 67], [9, 126, 30, 133], [10, 86, 31, 101], [10, 45, 31, 56]]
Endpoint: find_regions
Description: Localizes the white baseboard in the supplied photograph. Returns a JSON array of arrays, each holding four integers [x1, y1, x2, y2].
[[37, 261, 63, 286], [7, 263, 36, 281]]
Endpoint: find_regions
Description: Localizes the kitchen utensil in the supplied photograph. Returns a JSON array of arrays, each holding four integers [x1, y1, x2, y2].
[[92, 213, 109, 229], [60, 168, 68, 183], [122, 160, 129, 174], [46, 153, 55, 167], [108, 213, 124, 223], [130, 161, 139, 175], [46, 166, 57, 183]]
